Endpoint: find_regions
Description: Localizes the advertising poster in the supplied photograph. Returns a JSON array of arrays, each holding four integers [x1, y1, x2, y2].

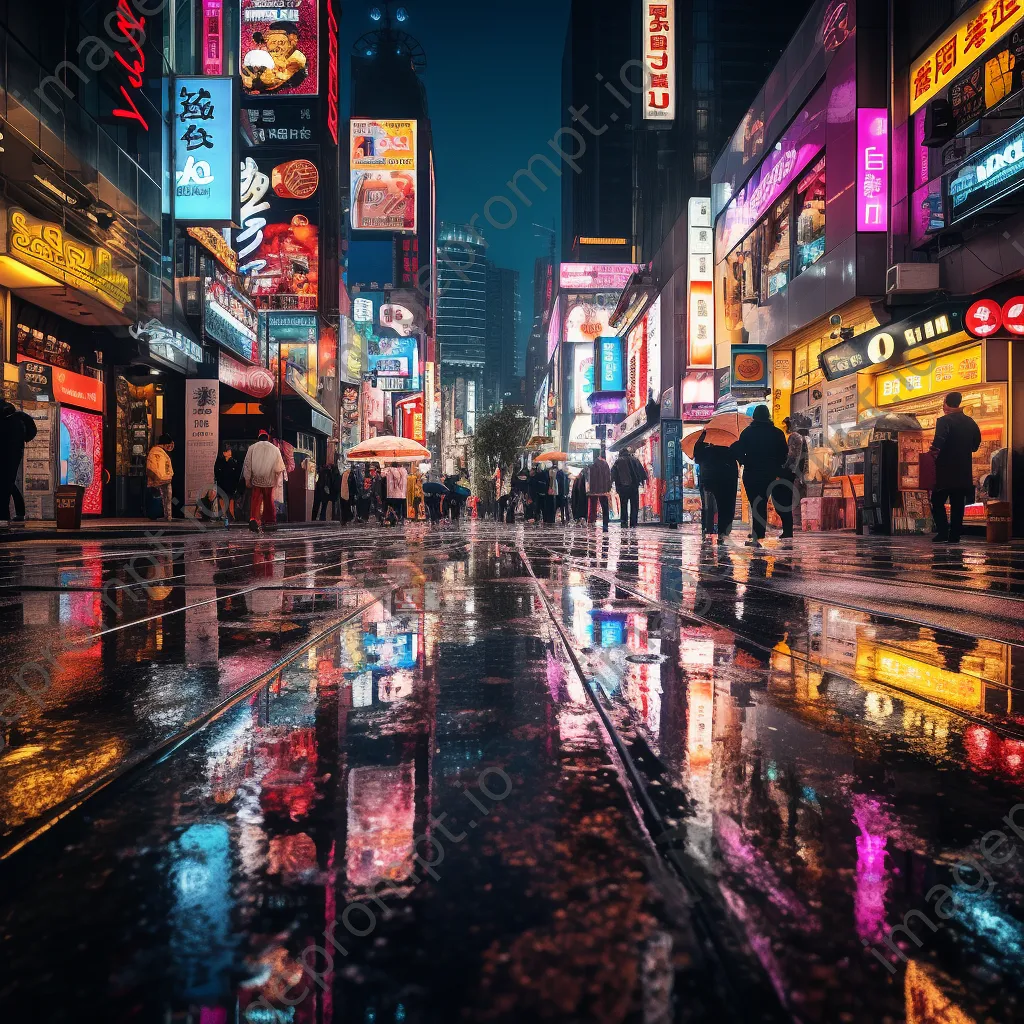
[[350, 119, 417, 231], [564, 294, 617, 344], [338, 316, 367, 383], [646, 296, 662, 403], [21, 404, 55, 520], [174, 76, 237, 224], [573, 347, 595, 414], [340, 385, 360, 453], [58, 408, 103, 514], [205, 271, 261, 363], [240, 0, 318, 96], [730, 344, 768, 393], [236, 155, 319, 306], [185, 381, 220, 510]]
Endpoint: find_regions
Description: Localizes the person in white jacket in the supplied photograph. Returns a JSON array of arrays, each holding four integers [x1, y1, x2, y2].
[[242, 429, 286, 531]]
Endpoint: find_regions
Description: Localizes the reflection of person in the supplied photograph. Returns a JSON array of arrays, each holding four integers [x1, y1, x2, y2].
[[731, 406, 789, 547], [243, 429, 286, 532], [930, 391, 982, 544], [146, 433, 175, 522], [241, 22, 308, 94]]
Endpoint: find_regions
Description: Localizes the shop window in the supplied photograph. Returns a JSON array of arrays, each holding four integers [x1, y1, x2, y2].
[[795, 156, 825, 275], [762, 194, 791, 299]]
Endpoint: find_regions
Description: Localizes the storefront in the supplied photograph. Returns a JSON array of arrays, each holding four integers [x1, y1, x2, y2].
[[820, 297, 1015, 534]]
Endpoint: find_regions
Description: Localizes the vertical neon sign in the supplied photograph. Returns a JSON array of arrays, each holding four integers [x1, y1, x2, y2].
[[203, 0, 224, 75], [857, 108, 888, 232]]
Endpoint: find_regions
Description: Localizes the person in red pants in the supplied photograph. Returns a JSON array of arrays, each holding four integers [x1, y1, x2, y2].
[[242, 429, 286, 532]]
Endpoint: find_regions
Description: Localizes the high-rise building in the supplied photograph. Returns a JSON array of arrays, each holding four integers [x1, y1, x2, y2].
[[484, 262, 520, 411], [525, 255, 554, 408], [437, 223, 487, 432]]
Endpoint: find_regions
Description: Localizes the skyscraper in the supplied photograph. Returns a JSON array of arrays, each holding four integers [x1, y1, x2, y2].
[[437, 222, 487, 432], [484, 262, 520, 411]]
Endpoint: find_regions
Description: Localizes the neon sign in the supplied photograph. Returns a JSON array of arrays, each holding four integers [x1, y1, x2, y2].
[[327, 2, 339, 145], [111, 0, 148, 131], [857, 109, 888, 232]]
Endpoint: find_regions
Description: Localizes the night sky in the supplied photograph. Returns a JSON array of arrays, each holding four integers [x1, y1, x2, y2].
[[342, 0, 570, 365]]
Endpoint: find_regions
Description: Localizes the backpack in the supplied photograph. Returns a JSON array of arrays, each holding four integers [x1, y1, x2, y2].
[[631, 456, 648, 486]]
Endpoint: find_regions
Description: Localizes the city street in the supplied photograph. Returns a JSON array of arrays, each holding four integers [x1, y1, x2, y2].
[[2, 524, 1023, 1022]]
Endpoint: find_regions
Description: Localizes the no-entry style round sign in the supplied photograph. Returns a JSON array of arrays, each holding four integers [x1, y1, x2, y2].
[[1001, 297, 1024, 335], [965, 299, 1002, 337]]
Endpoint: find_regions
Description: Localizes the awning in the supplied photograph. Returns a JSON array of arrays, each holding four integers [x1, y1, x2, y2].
[[608, 265, 656, 333]]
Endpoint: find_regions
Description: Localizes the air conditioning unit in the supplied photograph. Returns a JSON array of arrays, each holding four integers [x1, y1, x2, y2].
[[886, 263, 940, 295]]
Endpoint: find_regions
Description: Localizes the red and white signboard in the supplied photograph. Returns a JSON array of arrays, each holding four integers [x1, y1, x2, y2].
[[1001, 297, 1024, 335], [686, 197, 714, 368], [643, 1, 674, 121], [965, 299, 1003, 337]]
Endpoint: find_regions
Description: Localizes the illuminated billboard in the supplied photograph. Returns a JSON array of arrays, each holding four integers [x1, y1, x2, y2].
[[642, 0, 675, 121], [350, 119, 417, 232], [686, 198, 714, 368], [240, 0, 318, 96], [235, 155, 319, 307], [558, 263, 638, 291], [174, 76, 238, 225]]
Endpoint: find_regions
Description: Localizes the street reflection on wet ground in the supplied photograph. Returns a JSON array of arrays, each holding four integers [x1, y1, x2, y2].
[[1, 525, 1023, 1022]]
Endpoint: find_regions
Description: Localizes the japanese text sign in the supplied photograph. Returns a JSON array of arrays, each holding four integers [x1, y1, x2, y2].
[[174, 76, 237, 224], [643, 1, 675, 120], [910, 0, 1024, 114], [687, 197, 714, 367], [875, 345, 983, 406], [857, 109, 888, 232]]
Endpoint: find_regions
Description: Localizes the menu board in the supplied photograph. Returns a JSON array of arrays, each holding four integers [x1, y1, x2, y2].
[[898, 430, 928, 492]]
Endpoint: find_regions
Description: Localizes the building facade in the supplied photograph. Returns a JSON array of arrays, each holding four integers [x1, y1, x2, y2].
[[484, 261, 520, 411]]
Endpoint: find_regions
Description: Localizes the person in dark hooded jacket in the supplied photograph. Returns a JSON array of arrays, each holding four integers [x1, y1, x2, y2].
[[730, 405, 790, 545], [693, 431, 738, 540], [0, 401, 33, 527], [570, 470, 588, 523]]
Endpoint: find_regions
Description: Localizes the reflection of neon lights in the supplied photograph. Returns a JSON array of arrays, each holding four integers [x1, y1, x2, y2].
[[852, 795, 889, 943]]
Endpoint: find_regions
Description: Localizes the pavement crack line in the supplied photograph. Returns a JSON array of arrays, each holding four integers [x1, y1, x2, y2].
[[515, 540, 790, 1024]]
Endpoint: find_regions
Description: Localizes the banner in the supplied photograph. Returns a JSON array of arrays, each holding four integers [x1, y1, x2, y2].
[[240, 0, 318, 96], [350, 119, 417, 231], [185, 380, 220, 510]]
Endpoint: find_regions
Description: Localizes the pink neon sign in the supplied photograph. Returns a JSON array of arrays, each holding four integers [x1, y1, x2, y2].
[[857, 108, 888, 232], [202, 0, 223, 75]]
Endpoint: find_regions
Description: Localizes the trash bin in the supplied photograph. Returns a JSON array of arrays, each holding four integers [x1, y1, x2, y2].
[[54, 485, 85, 529], [987, 500, 1011, 543]]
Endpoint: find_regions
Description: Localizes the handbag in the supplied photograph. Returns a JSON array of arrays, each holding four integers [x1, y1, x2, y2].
[[918, 451, 937, 492]]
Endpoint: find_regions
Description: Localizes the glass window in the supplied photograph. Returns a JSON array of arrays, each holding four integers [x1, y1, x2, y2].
[[795, 156, 826, 275], [762, 195, 791, 299]]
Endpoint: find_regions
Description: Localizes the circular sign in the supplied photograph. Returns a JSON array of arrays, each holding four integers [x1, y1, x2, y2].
[[965, 299, 1003, 337], [1002, 297, 1024, 334], [867, 331, 895, 364]]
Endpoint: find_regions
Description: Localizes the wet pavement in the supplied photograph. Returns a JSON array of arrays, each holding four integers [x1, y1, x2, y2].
[[1, 523, 1024, 1022]]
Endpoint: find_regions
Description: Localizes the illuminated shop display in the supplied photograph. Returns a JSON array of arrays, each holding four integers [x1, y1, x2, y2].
[[59, 407, 104, 513]]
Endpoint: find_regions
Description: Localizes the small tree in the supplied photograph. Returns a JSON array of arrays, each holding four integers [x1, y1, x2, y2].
[[472, 405, 533, 491]]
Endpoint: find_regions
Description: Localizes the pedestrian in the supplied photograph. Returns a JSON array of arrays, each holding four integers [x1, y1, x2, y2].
[[444, 469, 469, 522], [0, 400, 33, 529], [611, 450, 648, 529], [214, 443, 242, 523], [366, 464, 387, 524], [570, 468, 588, 523], [509, 464, 530, 523], [384, 461, 408, 521], [552, 464, 568, 523], [730, 405, 789, 547], [338, 462, 353, 524], [146, 433, 176, 522], [528, 464, 549, 523], [312, 460, 337, 521], [782, 417, 810, 532], [242, 428, 286, 533], [693, 430, 738, 541], [544, 465, 559, 524], [930, 391, 982, 544], [587, 449, 612, 531], [406, 463, 424, 520]]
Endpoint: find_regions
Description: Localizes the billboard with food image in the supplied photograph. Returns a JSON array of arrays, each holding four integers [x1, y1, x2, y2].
[[237, 154, 319, 306], [350, 120, 417, 231], [240, 0, 318, 96]]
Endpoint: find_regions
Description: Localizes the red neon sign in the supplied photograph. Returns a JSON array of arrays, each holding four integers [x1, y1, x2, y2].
[[112, 0, 149, 131], [327, 2, 339, 146]]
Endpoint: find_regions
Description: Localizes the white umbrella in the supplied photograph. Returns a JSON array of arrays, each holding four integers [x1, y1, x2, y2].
[[346, 435, 431, 462]]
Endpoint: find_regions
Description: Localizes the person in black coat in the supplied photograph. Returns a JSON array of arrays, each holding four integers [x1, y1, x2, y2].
[[693, 431, 738, 540], [214, 444, 243, 520], [730, 405, 790, 545], [930, 391, 982, 543], [0, 401, 31, 527], [570, 470, 588, 523]]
